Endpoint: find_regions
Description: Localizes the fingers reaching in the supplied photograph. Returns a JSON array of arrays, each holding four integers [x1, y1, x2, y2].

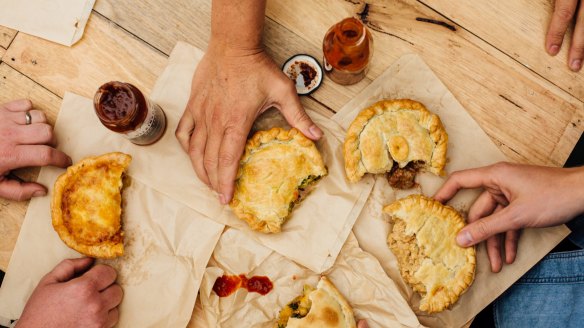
[[217, 126, 249, 204], [456, 205, 517, 247], [568, 3, 584, 71], [175, 107, 195, 153], [504, 230, 520, 264], [45, 258, 95, 284], [546, 0, 578, 56], [2, 99, 33, 112], [81, 264, 118, 292], [434, 166, 493, 203], [276, 80, 323, 140], [101, 284, 124, 311], [0, 179, 47, 201], [7, 145, 71, 170]]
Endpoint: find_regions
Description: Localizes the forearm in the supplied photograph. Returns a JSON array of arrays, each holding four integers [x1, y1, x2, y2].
[[210, 0, 266, 55]]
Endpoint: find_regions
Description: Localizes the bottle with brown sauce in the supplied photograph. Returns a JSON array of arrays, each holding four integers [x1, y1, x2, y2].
[[94, 81, 166, 145], [322, 17, 373, 85]]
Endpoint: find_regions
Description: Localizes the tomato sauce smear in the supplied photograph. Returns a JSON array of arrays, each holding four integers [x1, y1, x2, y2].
[[213, 274, 273, 297]]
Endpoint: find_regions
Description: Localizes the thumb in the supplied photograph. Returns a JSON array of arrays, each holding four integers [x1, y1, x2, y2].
[[44, 258, 95, 284], [276, 90, 323, 140], [456, 206, 517, 247], [0, 178, 47, 201]]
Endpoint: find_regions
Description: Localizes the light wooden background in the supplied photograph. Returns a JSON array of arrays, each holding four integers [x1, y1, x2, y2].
[[0, 0, 582, 272]]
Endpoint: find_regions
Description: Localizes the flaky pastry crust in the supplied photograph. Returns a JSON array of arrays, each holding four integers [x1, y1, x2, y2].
[[230, 128, 327, 233], [51, 152, 131, 258], [343, 99, 448, 183], [278, 276, 356, 328], [384, 194, 475, 313]]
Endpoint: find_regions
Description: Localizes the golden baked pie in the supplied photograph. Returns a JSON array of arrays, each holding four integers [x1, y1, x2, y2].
[[51, 152, 131, 258], [384, 194, 475, 313], [276, 276, 356, 328], [344, 99, 448, 189], [230, 128, 327, 234]]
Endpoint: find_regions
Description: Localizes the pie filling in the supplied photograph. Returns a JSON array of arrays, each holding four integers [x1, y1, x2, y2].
[[386, 160, 425, 189], [277, 285, 315, 328], [287, 174, 323, 213]]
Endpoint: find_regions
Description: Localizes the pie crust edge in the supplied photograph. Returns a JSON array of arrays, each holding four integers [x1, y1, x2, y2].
[[383, 194, 476, 313], [51, 152, 131, 259], [343, 99, 448, 183], [230, 127, 327, 234]]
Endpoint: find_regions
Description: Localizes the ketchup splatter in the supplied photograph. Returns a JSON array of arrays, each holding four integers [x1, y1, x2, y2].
[[213, 274, 273, 297]]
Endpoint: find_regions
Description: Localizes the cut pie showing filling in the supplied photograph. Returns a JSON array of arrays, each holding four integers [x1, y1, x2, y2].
[[343, 99, 448, 188], [276, 276, 356, 328], [51, 152, 131, 258], [230, 128, 327, 234], [384, 194, 476, 313]]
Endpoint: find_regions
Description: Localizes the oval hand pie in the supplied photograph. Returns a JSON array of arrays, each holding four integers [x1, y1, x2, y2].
[[230, 128, 327, 234], [51, 152, 131, 258], [344, 99, 448, 188], [384, 195, 476, 313]]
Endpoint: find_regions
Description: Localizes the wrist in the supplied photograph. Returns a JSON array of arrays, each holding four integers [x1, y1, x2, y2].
[[207, 38, 264, 58]]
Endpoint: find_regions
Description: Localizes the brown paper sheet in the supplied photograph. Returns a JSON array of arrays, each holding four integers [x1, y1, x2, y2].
[[148, 42, 374, 273], [189, 228, 423, 328], [0, 93, 226, 326], [0, 0, 94, 46], [332, 54, 571, 327]]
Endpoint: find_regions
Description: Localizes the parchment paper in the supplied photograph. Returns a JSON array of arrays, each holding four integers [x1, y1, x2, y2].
[[0, 92, 226, 326], [332, 54, 571, 327], [188, 228, 423, 328], [147, 42, 373, 273], [0, 0, 94, 46]]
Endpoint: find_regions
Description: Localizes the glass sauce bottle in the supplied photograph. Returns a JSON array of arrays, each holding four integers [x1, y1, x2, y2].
[[94, 81, 166, 145], [322, 17, 373, 85]]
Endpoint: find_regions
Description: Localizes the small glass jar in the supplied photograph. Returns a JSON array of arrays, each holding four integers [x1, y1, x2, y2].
[[322, 17, 373, 85], [94, 81, 166, 145]]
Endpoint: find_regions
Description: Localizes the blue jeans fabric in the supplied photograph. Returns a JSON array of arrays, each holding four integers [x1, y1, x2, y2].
[[494, 216, 584, 328]]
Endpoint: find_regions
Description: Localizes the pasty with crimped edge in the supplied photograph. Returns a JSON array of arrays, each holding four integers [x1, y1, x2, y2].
[[384, 194, 476, 313], [51, 152, 131, 258], [230, 127, 327, 233], [343, 99, 448, 188], [276, 276, 356, 328]]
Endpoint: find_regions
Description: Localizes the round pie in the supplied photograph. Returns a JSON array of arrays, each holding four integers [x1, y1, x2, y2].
[[51, 152, 131, 258], [230, 128, 327, 233], [384, 194, 476, 313], [276, 276, 356, 328], [343, 99, 448, 188]]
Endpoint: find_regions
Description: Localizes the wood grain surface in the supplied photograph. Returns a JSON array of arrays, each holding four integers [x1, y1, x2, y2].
[[0, 0, 582, 278]]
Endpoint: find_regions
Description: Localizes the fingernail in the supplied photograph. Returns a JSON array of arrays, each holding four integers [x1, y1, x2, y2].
[[219, 194, 227, 205], [308, 125, 323, 139], [33, 190, 47, 197], [456, 230, 473, 247], [67, 157, 73, 166], [549, 44, 559, 55], [571, 59, 582, 71]]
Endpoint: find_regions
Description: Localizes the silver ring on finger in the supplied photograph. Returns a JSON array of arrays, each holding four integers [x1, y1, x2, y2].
[[25, 111, 32, 125]]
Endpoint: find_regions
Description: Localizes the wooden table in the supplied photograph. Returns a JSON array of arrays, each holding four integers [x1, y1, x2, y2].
[[0, 0, 582, 272]]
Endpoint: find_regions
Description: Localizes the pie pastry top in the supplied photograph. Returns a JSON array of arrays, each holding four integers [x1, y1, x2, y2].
[[343, 99, 448, 183], [230, 128, 327, 234], [276, 276, 356, 328], [52, 152, 131, 259], [384, 194, 475, 313]]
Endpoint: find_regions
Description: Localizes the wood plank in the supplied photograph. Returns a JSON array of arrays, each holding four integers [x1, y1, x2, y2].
[[0, 25, 17, 49], [421, 0, 584, 102], [93, 0, 339, 112], [0, 63, 62, 272], [265, 0, 583, 166], [1, 12, 167, 99]]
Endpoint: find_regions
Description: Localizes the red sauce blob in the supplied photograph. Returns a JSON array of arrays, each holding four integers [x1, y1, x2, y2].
[[212, 274, 273, 297]]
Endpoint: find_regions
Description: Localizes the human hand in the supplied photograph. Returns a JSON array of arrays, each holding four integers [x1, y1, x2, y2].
[[0, 99, 71, 201], [17, 258, 122, 328], [357, 319, 369, 328], [434, 162, 584, 272], [176, 46, 323, 205], [546, 0, 584, 71]]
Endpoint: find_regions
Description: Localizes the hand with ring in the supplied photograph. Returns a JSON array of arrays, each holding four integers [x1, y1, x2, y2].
[[0, 99, 72, 201]]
